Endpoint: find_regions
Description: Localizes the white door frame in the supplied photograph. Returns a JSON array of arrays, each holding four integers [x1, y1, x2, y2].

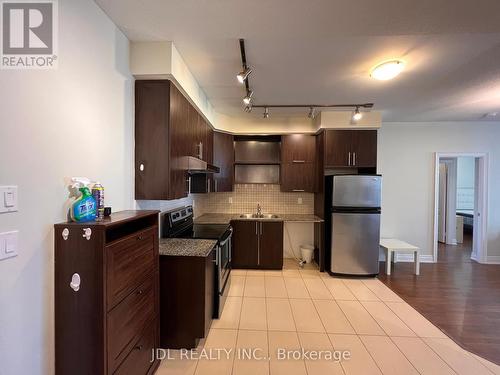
[[432, 152, 489, 263]]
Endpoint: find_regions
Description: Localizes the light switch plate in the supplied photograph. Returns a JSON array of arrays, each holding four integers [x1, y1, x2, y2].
[[0, 231, 18, 260], [0, 186, 18, 213]]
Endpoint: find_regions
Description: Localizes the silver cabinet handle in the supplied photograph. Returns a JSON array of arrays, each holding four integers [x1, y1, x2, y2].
[[292, 189, 305, 192], [215, 179, 218, 192], [260, 222, 263, 235], [353, 152, 356, 166], [198, 142, 203, 159], [257, 223, 260, 265], [348, 152, 351, 166], [255, 222, 258, 235], [207, 178, 210, 193], [292, 160, 305, 163]]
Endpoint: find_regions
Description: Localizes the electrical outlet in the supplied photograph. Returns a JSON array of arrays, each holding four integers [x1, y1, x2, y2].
[[298, 197, 303, 204], [229, 197, 233, 204]]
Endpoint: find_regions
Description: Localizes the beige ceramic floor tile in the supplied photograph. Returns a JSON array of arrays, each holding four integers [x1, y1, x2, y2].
[[289, 298, 325, 333], [361, 301, 416, 337], [284, 277, 310, 299], [391, 336, 455, 375], [362, 279, 403, 302], [232, 269, 247, 276], [229, 275, 246, 297], [424, 338, 493, 375], [281, 269, 302, 278], [471, 353, 500, 375], [195, 329, 237, 375], [283, 258, 301, 270], [300, 269, 322, 278], [343, 279, 380, 301], [239, 297, 267, 331], [265, 270, 284, 277], [211, 296, 242, 330], [247, 270, 266, 276], [303, 278, 333, 299], [233, 330, 269, 375], [268, 331, 308, 375], [322, 278, 357, 300], [329, 334, 382, 375], [313, 299, 355, 334], [157, 358, 198, 375], [244, 276, 266, 297], [337, 300, 385, 336], [266, 298, 296, 331], [386, 302, 447, 338], [297, 332, 345, 375], [360, 335, 419, 375], [265, 277, 288, 298]]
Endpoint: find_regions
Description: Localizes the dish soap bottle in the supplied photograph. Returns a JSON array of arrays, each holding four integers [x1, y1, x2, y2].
[[69, 177, 97, 222]]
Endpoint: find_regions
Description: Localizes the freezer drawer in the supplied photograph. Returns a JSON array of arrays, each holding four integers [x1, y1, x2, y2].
[[332, 175, 381, 208], [330, 212, 380, 275]]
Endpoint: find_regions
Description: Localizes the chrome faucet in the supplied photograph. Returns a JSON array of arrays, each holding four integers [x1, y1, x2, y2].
[[256, 203, 262, 217]]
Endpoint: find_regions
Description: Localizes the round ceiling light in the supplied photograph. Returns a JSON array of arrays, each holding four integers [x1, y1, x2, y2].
[[371, 60, 405, 81]]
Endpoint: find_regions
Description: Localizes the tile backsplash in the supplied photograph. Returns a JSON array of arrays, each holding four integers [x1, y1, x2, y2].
[[193, 184, 314, 215]]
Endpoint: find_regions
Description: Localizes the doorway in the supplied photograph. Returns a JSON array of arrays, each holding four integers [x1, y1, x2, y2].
[[433, 153, 488, 263]]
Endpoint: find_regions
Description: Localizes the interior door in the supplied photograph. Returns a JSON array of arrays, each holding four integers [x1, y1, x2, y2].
[[472, 157, 483, 261], [231, 220, 258, 268], [438, 162, 447, 243]]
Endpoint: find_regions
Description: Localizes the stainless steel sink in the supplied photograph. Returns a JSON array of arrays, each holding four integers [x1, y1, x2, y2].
[[238, 213, 280, 219]]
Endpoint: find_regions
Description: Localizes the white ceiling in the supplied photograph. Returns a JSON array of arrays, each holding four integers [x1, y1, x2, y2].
[[95, 0, 500, 122]]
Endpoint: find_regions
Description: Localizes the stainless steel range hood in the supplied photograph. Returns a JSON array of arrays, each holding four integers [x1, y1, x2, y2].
[[183, 156, 220, 174]]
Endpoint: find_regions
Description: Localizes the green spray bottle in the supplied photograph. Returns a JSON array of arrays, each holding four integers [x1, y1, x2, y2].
[[69, 177, 97, 222]]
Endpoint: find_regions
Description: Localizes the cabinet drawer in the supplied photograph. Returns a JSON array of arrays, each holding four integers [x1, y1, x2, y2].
[[113, 321, 157, 375], [106, 226, 156, 309], [107, 276, 156, 372]]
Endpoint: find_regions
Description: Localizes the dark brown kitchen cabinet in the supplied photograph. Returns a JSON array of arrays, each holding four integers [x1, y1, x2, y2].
[[213, 132, 234, 192], [324, 130, 377, 168], [159, 247, 215, 349], [54, 210, 160, 375], [281, 162, 315, 192], [231, 220, 283, 270], [282, 134, 316, 162], [281, 134, 316, 192]]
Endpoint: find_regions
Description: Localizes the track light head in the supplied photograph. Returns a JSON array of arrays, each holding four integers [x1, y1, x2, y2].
[[243, 90, 254, 105], [352, 107, 362, 121], [244, 104, 253, 113], [237, 67, 252, 84], [308, 107, 315, 119], [263, 107, 269, 119]]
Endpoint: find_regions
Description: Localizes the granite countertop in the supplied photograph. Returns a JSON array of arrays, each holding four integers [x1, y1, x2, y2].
[[159, 238, 217, 257], [194, 213, 323, 225]]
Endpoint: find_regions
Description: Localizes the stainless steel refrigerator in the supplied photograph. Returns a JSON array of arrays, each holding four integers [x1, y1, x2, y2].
[[329, 175, 381, 276]]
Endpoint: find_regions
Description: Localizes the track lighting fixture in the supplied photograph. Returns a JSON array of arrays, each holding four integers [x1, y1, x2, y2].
[[352, 107, 362, 121], [308, 107, 315, 119], [263, 107, 269, 118], [237, 67, 252, 84], [244, 104, 252, 113], [243, 90, 253, 105]]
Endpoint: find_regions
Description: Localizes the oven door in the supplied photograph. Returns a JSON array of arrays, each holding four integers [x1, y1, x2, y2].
[[219, 227, 232, 286]]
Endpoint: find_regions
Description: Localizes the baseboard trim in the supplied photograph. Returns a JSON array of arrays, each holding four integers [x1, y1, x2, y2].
[[485, 256, 500, 264]]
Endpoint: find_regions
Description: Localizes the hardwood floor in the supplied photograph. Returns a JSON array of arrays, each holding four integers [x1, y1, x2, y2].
[[379, 234, 500, 365]]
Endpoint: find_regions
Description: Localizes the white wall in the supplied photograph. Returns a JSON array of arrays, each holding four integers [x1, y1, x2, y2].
[[0, 1, 134, 374], [378, 122, 500, 260]]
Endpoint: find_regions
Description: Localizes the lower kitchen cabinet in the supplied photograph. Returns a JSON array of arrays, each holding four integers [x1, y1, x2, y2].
[[231, 220, 283, 270], [159, 247, 215, 349]]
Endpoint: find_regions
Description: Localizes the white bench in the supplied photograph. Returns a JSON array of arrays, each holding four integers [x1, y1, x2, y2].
[[380, 238, 420, 276]]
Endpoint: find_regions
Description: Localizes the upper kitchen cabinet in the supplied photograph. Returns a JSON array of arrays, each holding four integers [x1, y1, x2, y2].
[[135, 80, 212, 200], [213, 132, 234, 192], [324, 130, 377, 168], [281, 134, 316, 192]]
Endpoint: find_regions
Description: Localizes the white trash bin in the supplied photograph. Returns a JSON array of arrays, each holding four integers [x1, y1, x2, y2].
[[300, 245, 314, 263]]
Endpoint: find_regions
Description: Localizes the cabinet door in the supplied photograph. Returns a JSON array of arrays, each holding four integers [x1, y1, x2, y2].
[[205, 123, 213, 164], [324, 130, 352, 167], [281, 162, 315, 192], [282, 134, 316, 162], [213, 132, 234, 192], [259, 221, 284, 270], [352, 130, 377, 168], [135, 81, 170, 200], [231, 221, 259, 268]]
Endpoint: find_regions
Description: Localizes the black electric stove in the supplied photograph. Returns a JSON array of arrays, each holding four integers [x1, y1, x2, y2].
[[162, 206, 232, 319]]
